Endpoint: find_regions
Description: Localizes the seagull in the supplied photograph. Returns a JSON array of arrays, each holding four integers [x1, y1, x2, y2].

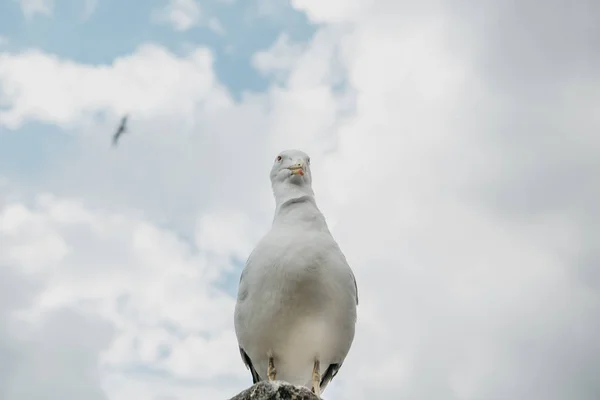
[[234, 149, 359, 398], [112, 114, 129, 147]]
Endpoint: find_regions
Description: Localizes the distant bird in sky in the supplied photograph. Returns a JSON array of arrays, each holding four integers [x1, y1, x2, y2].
[[112, 115, 129, 147]]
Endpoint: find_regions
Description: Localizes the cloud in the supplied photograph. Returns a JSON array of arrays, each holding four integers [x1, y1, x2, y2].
[[2, 308, 114, 400], [0, 43, 230, 130], [252, 33, 307, 83], [16, 0, 54, 19], [151, 0, 225, 34], [290, 0, 362, 23], [0, 194, 252, 399], [0, 0, 599, 399], [153, 0, 201, 31], [15, 0, 98, 21], [207, 17, 226, 35], [0, 225, 114, 400], [0, 36, 349, 233], [82, 0, 98, 21]]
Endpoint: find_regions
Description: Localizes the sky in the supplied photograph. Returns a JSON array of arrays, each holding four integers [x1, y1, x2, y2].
[[0, 0, 599, 399]]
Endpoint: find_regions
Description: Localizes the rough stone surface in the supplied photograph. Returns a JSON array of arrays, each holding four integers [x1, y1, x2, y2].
[[229, 381, 320, 400]]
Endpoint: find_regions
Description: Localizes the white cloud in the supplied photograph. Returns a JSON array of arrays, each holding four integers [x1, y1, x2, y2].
[[151, 0, 225, 33], [0, 194, 252, 399], [162, 0, 201, 31], [16, 0, 98, 21], [17, 0, 54, 19], [0, 43, 230, 129], [207, 17, 226, 35], [82, 0, 98, 21], [290, 0, 362, 23], [252, 33, 306, 82], [1, 1, 600, 399]]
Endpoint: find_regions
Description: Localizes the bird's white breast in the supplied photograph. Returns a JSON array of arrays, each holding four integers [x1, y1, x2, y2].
[[234, 226, 357, 387]]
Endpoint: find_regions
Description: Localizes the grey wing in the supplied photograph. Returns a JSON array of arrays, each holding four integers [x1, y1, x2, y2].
[[236, 250, 261, 383], [320, 363, 342, 392], [310, 258, 357, 392], [320, 269, 356, 391], [239, 347, 261, 384], [336, 244, 359, 305], [318, 252, 358, 390], [236, 247, 257, 300], [351, 269, 359, 305]]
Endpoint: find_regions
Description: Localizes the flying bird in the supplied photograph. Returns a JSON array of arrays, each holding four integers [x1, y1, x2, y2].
[[112, 114, 129, 146], [234, 149, 359, 398]]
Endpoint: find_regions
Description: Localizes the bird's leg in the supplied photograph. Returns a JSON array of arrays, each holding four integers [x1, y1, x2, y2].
[[312, 359, 321, 398], [267, 356, 277, 381]]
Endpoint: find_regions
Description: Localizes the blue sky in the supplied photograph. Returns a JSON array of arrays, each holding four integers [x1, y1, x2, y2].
[[0, 0, 314, 94]]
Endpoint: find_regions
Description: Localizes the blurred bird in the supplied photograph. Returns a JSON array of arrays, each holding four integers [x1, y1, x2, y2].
[[112, 115, 129, 147]]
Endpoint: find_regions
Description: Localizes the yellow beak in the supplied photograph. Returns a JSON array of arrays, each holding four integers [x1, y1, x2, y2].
[[288, 163, 304, 176]]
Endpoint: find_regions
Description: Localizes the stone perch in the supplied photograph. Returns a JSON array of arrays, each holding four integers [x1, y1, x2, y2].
[[229, 381, 321, 400]]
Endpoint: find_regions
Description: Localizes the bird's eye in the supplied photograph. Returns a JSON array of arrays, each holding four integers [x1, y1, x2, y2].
[[307, 157, 310, 164], [276, 155, 282, 162]]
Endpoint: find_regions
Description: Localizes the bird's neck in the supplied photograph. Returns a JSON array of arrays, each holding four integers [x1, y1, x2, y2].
[[272, 183, 328, 231]]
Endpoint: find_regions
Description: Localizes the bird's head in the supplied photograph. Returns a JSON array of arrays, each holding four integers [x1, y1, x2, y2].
[[270, 149, 313, 189]]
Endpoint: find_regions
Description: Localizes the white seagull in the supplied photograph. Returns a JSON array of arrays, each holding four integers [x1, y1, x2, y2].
[[234, 149, 359, 398]]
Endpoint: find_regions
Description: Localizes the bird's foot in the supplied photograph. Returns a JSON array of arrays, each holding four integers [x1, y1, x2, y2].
[[267, 357, 277, 381], [311, 359, 321, 398]]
